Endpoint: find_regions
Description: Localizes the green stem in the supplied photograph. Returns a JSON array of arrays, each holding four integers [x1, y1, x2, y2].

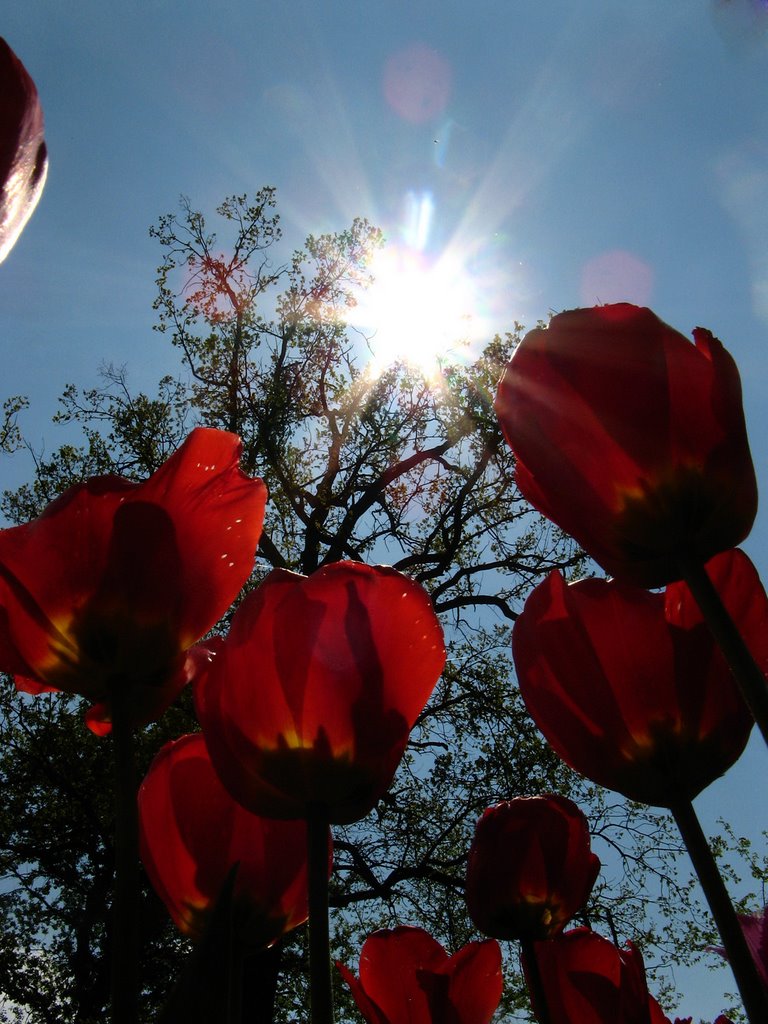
[[110, 684, 139, 1024], [521, 937, 552, 1024], [307, 807, 333, 1024], [670, 799, 768, 1024], [680, 558, 768, 749]]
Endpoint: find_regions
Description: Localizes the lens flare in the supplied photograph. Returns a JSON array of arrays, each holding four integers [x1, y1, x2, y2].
[[348, 192, 487, 379], [382, 44, 452, 124]]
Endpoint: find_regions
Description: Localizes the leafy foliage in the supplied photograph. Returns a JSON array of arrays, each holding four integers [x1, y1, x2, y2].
[[0, 191, 734, 1022]]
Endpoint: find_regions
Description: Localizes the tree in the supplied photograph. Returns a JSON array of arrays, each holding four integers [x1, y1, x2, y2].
[[0, 191, 721, 1022]]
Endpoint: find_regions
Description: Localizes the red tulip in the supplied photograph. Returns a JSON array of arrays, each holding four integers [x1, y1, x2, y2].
[[649, 999, 733, 1024], [139, 732, 325, 946], [712, 903, 768, 992], [532, 931, 736, 1024], [337, 926, 502, 1024], [195, 561, 446, 824], [647, 1002, 680, 1024], [512, 550, 761, 806], [0, 38, 47, 263], [466, 795, 600, 941], [494, 304, 757, 588], [0, 427, 266, 733], [526, 928, 654, 1024]]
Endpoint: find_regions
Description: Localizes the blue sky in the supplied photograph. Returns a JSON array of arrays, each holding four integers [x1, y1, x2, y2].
[[2, 1, 768, 1019]]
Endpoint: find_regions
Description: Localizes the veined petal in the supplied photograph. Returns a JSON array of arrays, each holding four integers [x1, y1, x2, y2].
[[338, 927, 503, 1024], [0, 427, 265, 730], [495, 305, 756, 587], [196, 561, 445, 823], [138, 732, 325, 947], [513, 568, 755, 806]]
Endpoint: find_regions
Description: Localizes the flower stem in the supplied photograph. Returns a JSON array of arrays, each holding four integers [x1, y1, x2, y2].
[[242, 943, 282, 1024], [307, 806, 333, 1024], [110, 685, 139, 1024], [680, 558, 768, 748], [670, 798, 768, 1024], [521, 937, 553, 1024]]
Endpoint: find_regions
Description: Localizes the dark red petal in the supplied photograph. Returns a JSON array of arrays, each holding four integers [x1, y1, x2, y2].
[[647, 995, 672, 1024], [138, 732, 316, 946], [84, 704, 114, 737], [0, 38, 47, 263], [137, 427, 267, 646], [444, 940, 503, 1024], [514, 570, 752, 805], [14, 674, 57, 695], [466, 795, 600, 941], [665, 549, 768, 672], [197, 562, 444, 822], [529, 928, 627, 1024], [514, 573, 674, 801], [357, 927, 448, 1024], [0, 477, 133, 694], [336, 963, 389, 1024], [0, 428, 265, 720], [495, 305, 756, 587], [691, 330, 757, 548], [619, 942, 654, 1024]]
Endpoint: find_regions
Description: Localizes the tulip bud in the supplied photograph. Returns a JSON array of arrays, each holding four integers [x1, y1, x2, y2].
[[495, 304, 757, 588], [512, 551, 763, 807], [139, 733, 329, 947], [195, 561, 445, 825], [337, 926, 502, 1024], [466, 795, 600, 941]]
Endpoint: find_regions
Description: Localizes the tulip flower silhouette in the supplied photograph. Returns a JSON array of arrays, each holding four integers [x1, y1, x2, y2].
[[0, 427, 266, 733], [466, 795, 600, 942], [495, 304, 756, 589], [712, 902, 768, 993], [514, 550, 768, 1023], [512, 550, 762, 807], [337, 926, 502, 1024], [195, 561, 445, 825], [526, 927, 660, 1024], [0, 37, 47, 262], [649, 1002, 734, 1024], [139, 732, 328, 947]]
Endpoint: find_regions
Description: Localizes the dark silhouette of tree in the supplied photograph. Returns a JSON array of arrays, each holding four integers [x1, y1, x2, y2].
[[0, 191, 706, 1023]]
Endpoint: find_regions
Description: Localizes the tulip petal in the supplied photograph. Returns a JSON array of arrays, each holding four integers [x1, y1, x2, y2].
[[444, 940, 503, 1024], [359, 928, 447, 1023], [495, 305, 757, 587], [466, 795, 600, 941], [336, 963, 389, 1024], [528, 928, 653, 1024], [0, 427, 266, 730], [513, 569, 754, 806], [0, 38, 47, 263], [196, 561, 445, 823], [139, 732, 320, 947], [338, 927, 503, 1024]]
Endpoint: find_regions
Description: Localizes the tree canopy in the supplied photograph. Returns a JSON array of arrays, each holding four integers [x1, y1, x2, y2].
[[0, 190, 747, 1023]]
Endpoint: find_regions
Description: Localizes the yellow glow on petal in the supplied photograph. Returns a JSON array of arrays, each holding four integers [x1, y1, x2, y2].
[[45, 615, 80, 669]]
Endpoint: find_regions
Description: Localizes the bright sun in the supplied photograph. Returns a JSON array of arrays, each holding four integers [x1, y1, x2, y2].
[[347, 195, 487, 380]]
